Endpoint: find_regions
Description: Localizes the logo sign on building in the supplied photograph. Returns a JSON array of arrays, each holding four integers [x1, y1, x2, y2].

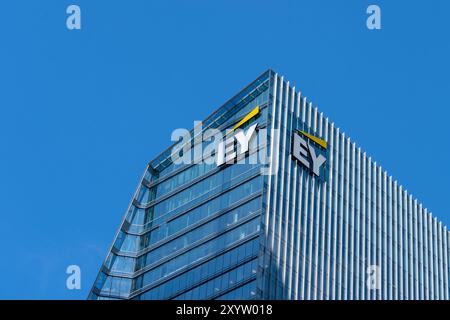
[[216, 106, 260, 166], [292, 130, 327, 177]]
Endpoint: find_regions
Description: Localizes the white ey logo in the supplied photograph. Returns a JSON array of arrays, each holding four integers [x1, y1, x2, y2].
[[217, 123, 257, 166], [170, 106, 268, 167], [292, 130, 327, 177]]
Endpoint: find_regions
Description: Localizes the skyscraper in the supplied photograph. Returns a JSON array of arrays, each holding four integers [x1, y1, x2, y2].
[[89, 69, 450, 300]]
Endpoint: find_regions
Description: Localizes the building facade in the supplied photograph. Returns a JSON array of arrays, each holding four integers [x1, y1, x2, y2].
[[89, 69, 450, 300]]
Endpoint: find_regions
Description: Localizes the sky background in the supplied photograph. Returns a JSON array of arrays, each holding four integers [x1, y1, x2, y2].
[[0, 0, 449, 299]]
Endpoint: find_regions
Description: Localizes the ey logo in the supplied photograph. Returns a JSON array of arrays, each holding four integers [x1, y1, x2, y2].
[[292, 130, 327, 177], [216, 106, 260, 166]]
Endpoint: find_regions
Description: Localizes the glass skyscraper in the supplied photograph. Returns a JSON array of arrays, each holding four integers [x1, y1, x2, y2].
[[89, 69, 450, 300]]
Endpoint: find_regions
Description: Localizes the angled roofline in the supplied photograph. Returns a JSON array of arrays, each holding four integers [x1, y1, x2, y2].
[[147, 68, 275, 171]]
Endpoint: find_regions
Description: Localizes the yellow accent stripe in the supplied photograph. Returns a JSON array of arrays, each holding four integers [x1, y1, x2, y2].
[[231, 106, 260, 131], [298, 130, 327, 149]]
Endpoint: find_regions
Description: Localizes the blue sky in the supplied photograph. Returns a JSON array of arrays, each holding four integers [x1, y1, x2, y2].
[[0, 0, 449, 299]]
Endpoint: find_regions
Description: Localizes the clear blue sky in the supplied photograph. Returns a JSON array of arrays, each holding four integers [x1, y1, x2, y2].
[[0, 0, 449, 299]]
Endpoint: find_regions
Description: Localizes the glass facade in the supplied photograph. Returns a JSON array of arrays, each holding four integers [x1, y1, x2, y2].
[[89, 70, 271, 300], [89, 70, 450, 300]]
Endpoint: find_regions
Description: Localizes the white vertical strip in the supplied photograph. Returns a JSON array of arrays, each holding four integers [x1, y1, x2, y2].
[[265, 73, 277, 255], [289, 92, 301, 299], [438, 219, 443, 300], [407, 196, 412, 299], [307, 101, 312, 129], [408, 195, 413, 299], [337, 132, 345, 299], [371, 164, 375, 300], [293, 97, 306, 300], [299, 97, 309, 299], [274, 80, 288, 299], [374, 164, 380, 299], [433, 217, 439, 299], [393, 180, 398, 300], [428, 213, 434, 299], [448, 230, 450, 299], [383, 171, 388, 299], [293, 166, 304, 300], [361, 153, 367, 300], [281, 83, 291, 298], [272, 75, 283, 250], [300, 133, 310, 298], [319, 115, 328, 299], [325, 123, 335, 300], [283, 87, 296, 299], [272, 75, 282, 298], [419, 204, 424, 299], [406, 192, 412, 299], [342, 137, 350, 299], [403, 191, 409, 300], [313, 106, 317, 131], [288, 92, 301, 300], [355, 148, 361, 300], [311, 110, 323, 299], [388, 176, 393, 299], [413, 199, 419, 300], [349, 142, 356, 299], [311, 168, 320, 298], [424, 208, 429, 299], [367, 158, 372, 300], [442, 226, 449, 300], [306, 103, 315, 300], [261, 73, 278, 299], [312, 108, 321, 300], [398, 186, 405, 300], [377, 166, 382, 299], [388, 176, 395, 300], [271, 76, 284, 299], [325, 121, 335, 300], [331, 127, 340, 300], [438, 222, 444, 299]]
